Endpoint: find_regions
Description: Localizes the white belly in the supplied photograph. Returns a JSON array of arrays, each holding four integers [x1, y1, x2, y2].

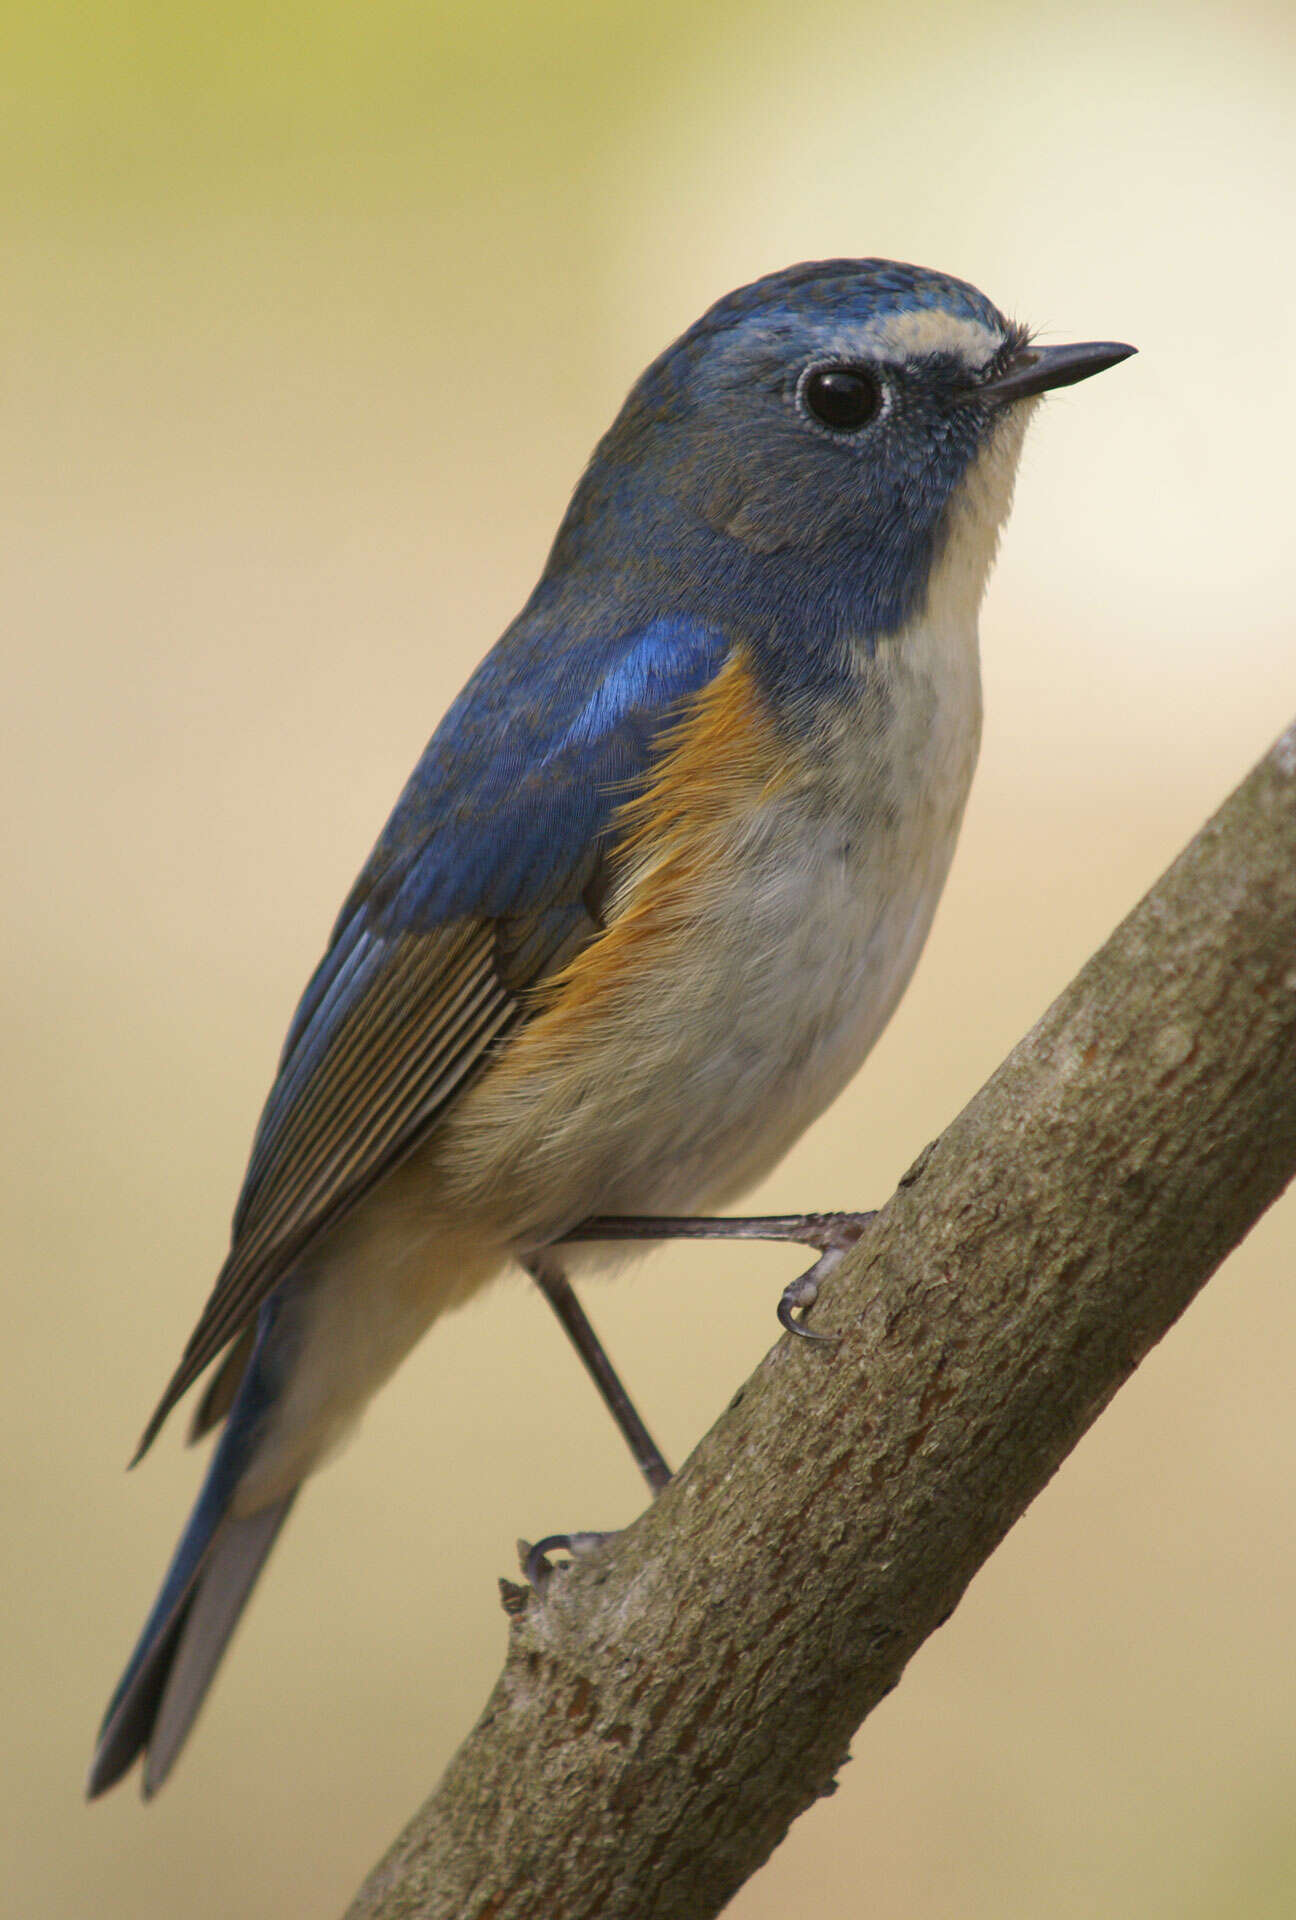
[[435, 598, 984, 1244], [611, 618, 983, 1212]]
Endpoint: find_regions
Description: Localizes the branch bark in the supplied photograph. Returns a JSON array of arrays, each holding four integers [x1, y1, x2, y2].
[[346, 721, 1296, 1920]]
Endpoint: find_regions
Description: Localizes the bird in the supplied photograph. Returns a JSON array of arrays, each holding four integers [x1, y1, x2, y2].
[[87, 257, 1134, 1799]]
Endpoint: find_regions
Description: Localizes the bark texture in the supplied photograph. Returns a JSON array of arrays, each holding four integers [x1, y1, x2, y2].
[[347, 722, 1296, 1920]]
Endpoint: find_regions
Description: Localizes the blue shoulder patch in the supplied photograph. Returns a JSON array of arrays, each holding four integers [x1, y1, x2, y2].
[[271, 609, 728, 1072], [344, 610, 728, 932]]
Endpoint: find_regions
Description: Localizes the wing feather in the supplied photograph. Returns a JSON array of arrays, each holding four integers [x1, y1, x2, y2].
[[136, 926, 519, 1457], [135, 611, 731, 1458]]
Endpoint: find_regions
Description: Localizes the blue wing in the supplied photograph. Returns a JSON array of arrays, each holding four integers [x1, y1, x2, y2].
[[136, 611, 729, 1454]]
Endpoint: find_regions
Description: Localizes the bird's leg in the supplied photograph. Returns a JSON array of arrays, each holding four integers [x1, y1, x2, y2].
[[560, 1210, 878, 1342], [522, 1216, 874, 1585], [522, 1252, 671, 1584], [523, 1252, 671, 1586], [525, 1253, 672, 1492]]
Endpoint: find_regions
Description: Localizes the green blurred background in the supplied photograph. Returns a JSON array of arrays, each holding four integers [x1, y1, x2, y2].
[[5, 2, 1295, 1914]]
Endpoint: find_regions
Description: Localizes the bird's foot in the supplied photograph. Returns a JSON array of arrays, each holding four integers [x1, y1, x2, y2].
[[562, 1206, 877, 1342], [775, 1211, 877, 1343], [521, 1531, 619, 1589]]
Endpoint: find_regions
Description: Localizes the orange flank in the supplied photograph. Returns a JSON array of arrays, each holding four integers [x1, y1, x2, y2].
[[520, 650, 792, 1033], [614, 648, 788, 853]]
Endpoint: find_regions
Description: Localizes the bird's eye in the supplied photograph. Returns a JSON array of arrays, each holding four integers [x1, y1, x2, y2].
[[801, 365, 883, 432]]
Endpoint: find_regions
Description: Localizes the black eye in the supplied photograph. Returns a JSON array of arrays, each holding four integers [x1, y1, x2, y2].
[[802, 365, 882, 431]]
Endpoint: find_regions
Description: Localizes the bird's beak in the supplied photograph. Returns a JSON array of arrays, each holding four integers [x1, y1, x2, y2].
[[973, 339, 1137, 405]]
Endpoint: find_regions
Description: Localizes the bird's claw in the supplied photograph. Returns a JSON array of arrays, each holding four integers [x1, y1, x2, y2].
[[522, 1530, 616, 1589], [777, 1267, 838, 1342], [777, 1210, 877, 1343]]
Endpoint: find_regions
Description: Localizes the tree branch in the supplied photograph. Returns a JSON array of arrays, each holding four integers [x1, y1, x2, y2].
[[346, 721, 1296, 1920]]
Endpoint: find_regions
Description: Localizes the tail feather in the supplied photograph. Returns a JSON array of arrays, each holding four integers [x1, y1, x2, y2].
[[88, 1494, 296, 1798], [144, 1495, 295, 1796], [85, 1584, 197, 1798], [89, 1298, 298, 1799]]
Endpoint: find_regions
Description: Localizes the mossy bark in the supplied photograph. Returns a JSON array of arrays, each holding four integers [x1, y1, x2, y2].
[[347, 722, 1296, 1920]]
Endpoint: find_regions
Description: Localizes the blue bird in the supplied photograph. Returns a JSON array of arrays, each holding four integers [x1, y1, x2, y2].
[[88, 259, 1133, 1797]]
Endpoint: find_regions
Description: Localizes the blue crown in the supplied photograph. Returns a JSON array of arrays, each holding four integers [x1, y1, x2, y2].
[[671, 257, 1008, 353]]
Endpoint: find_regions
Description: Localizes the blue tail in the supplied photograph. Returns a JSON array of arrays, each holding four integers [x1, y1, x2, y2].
[[88, 1305, 296, 1799]]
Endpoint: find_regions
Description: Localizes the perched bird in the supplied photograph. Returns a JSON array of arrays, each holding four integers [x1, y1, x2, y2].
[[88, 258, 1133, 1798]]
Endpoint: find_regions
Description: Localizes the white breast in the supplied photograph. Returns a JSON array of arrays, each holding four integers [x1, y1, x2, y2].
[[436, 412, 1028, 1242], [662, 595, 984, 1207]]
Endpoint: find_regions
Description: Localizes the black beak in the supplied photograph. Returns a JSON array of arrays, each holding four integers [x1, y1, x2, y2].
[[973, 339, 1137, 405]]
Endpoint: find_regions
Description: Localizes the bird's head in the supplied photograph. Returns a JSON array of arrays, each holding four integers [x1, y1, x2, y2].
[[552, 259, 1133, 667]]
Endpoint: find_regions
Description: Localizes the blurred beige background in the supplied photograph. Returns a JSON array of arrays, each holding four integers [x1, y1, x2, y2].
[[4, 2, 1295, 1915]]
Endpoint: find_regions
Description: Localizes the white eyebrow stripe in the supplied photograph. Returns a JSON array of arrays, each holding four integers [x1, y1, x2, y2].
[[871, 308, 1003, 365]]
